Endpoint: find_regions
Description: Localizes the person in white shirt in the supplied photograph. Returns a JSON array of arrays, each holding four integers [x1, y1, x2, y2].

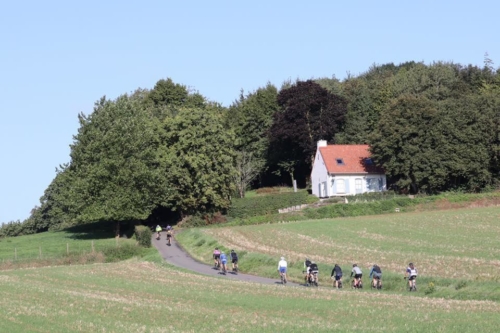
[[277, 257, 288, 284], [350, 263, 363, 288]]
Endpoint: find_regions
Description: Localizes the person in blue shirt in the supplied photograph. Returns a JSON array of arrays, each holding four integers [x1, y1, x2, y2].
[[369, 264, 382, 289], [220, 252, 228, 274]]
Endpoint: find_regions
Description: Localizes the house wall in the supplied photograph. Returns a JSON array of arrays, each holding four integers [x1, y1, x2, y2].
[[311, 149, 329, 197], [327, 174, 387, 196]]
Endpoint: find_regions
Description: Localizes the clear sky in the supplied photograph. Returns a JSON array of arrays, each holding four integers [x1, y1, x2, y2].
[[1, 0, 499, 223]]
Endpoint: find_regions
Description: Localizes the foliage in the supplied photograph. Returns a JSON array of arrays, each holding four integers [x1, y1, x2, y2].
[[134, 225, 152, 248], [370, 94, 497, 193], [268, 80, 348, 186], [227, 190, 316, 218], [68, 95, 168, 231], [161, 106, 237, 216], [233, 150, 266, 198], [225, 83, 279, 189]]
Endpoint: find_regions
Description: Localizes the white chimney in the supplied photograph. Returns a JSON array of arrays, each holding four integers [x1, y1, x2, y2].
[[317, 140, 327, 148]]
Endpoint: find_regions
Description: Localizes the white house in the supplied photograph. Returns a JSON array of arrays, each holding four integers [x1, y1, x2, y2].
[[311, 140, 386, 198]]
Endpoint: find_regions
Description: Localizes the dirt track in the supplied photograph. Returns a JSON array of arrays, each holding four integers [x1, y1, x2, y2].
[[152, 232, 297, 286]]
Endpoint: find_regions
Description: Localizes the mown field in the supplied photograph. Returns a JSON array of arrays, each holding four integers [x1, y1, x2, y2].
[[1, 258, 499, 333], [176, 206, 500, 300]]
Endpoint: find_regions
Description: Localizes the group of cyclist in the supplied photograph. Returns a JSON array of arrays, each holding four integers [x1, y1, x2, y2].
[[212, 247, 239, 274], [278, 257, 418, 291], [155, 225, 173, 245]]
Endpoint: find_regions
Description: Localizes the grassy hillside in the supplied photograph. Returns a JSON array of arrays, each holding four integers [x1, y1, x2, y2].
[[176, 206, 500, 301], [1, 259, 499, 332], [0, 223, 139, 269]]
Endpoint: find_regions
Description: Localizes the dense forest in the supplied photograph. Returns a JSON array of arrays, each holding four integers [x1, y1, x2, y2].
[[2, 59, 500, 236]]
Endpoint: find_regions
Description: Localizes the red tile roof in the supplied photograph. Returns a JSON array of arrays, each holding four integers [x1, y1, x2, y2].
[[319, 145, 384, 174]]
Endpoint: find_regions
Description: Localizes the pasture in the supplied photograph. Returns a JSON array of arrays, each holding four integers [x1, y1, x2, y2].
[[176, 206, 500, 300], [1, 259, 499, 332]]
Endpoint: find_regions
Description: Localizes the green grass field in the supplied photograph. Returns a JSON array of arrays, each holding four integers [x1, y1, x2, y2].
[[2, 206, 500, 331], [1, 259, 499, 332], [0, 223, 138, 269], [176, 206, 500, 301]]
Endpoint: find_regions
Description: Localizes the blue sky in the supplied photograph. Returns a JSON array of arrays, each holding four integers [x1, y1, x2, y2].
[[1, 0, 499, 223]]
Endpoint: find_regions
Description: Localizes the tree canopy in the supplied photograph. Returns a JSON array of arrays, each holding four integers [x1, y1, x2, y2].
[[4, 60, 500, 233]]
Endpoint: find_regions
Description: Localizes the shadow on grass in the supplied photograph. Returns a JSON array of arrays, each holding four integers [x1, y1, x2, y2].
[[62, 220, 139, 240]]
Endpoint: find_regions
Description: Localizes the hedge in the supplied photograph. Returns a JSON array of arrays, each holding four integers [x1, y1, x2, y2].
[[228, 190, 318, 218]]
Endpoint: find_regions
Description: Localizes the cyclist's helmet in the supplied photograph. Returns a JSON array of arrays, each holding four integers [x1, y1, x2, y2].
[[215, 247, 219, 250], [353, 263, 357, 267], [231, 249, 235, 253], [409, 262, 414, 267], [167, 225, 172, 230], [281, 256, 285, 260]]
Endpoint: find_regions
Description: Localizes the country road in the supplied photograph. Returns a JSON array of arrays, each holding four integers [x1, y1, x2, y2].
[[152, 232, 298, 286]]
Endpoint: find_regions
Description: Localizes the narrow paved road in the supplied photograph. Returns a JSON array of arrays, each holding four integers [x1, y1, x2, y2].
[[152, 232, 297, 286]]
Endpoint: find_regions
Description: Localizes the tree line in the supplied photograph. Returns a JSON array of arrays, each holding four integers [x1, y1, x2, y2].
[[2, 58, 500, 236]]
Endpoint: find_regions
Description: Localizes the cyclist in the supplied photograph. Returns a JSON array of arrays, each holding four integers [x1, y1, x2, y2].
[[308, 261, 319, 285], [405, 262, 418, 291], [220, 252, 228, 274], [331, 264, 343, 289], [155, 225, 162, 240], [369, 264, 382, 289], [213, 247, 221, 268], [351, 264, 363, 288], [303, 258, 312, 284], [277, 256, 287, 284], [230, 250, 239, 272], [166, 226, 173, 246]]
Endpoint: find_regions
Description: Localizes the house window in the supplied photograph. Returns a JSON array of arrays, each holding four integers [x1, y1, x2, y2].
[[336, 179, 345, 193], [355, 178, 362, 193], [336, 158, 344, 166], [367, 178, 380, 191], [365, 158, 373, 165]]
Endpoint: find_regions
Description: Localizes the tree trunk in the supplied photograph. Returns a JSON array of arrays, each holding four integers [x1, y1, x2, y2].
[[115, 221, 120, 238]]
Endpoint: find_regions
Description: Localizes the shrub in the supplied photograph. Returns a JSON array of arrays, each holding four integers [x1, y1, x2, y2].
[[228, 190, 317, 218], [135, 225, 152, 247], [102, 243, 143, 262], [425, 282, 436, 294], [455, 280, 467, 290]]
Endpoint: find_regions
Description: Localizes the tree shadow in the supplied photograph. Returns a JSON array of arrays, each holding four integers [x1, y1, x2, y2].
[[62, 220, 138, 240]]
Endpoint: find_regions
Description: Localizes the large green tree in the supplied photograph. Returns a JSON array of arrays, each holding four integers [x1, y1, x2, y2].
[[370, 94, 495, 193], [225, 83, 278, 195], [68, 95, 167, 235], [161, 106, 236, 216]]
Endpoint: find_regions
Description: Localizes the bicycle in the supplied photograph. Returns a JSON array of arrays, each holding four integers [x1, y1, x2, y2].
[[405, 277, 417, 291], [371, 277, 382, 290], [280, 271, 287, 285], [310, 272, 319, 287], [166, 232, 172, 246], [351, 278, 363, 289]]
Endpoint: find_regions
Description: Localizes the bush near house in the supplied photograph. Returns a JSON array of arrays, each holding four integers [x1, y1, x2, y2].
[[228, 190, 318, 218]]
